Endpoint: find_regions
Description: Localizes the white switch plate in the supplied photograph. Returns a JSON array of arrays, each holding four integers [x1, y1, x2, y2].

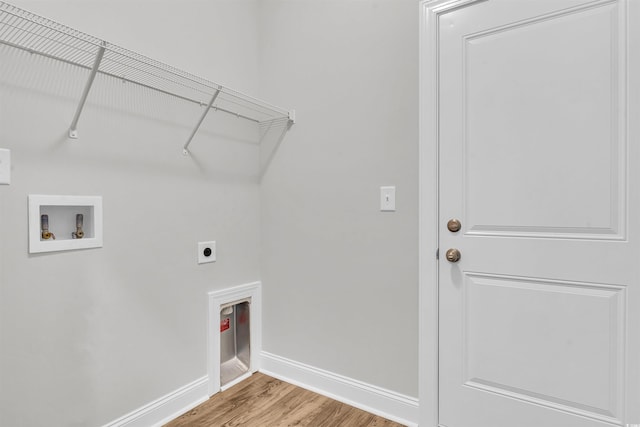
[[380, 186, 395, 211], [0, 149, 10, 185], [198, 241, 216, 264]]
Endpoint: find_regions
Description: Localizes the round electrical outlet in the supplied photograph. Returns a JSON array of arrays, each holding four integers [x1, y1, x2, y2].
[[198, 241, 216, 264]]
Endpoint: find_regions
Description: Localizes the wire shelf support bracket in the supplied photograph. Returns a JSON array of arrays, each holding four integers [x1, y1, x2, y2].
[[68, 41, 105, 139], [183, 87, 222, 156], [0, 1, 295, 150]]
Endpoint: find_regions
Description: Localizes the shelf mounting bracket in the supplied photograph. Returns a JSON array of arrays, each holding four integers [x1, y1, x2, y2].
[[183, 87, 222, 155], [68, 41, 106, 139]]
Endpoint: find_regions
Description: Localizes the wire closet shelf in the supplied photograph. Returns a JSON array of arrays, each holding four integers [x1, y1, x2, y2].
[[0, 2, 294, 151]]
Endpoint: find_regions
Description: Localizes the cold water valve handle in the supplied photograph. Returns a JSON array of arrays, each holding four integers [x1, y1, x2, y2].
[[41, 214, 55, 240], [72, 214, 84, 239]]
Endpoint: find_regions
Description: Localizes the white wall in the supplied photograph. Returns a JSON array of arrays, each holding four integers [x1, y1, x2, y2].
[[258, 0, 419, 397], [0, 1, 261, 426], [0, 1, 420, 425]]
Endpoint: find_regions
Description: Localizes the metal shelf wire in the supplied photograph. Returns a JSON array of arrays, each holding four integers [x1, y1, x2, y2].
[[0, 2, 294, 150]]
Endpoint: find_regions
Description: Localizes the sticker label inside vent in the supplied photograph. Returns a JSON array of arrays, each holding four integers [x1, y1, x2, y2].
[[220, 318, 230, 332]]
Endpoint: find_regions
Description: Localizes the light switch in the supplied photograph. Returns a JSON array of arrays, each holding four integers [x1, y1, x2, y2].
[[380, 186, 395, 211], [0, 149, 10, 185]]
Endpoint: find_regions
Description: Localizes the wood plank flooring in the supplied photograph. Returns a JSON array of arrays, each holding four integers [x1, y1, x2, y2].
[[165, 373, 406, 427]]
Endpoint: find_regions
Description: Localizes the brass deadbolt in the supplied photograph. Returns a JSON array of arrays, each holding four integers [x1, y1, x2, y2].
[[445, 248, 461, 263], [447, 219, 462, 233]]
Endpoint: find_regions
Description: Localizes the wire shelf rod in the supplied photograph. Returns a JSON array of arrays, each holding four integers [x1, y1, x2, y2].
[[1, 6, 290, 119], [0, 19, 98, 63], [104, 48, 219, 93], [99, 52, 213, 100], [1, 6, 215, 96], [209, 106, 260, 123], [0, 38, 213, 108], [211, 95, 282, 117], [102, 44, 290, 117], [1, 36, 268, 125], [0, 0, 294, 150], [0, 5, 102, 47], [0, 34, 285, 124]]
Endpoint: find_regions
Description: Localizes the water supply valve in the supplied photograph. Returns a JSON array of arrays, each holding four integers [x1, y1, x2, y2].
[[72, 214, 84, 239], [40, 214, 55, 240]]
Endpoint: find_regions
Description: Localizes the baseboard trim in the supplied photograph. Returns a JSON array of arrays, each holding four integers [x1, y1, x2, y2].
[[260, 351, 419, 427], [220, 371, 252, 392], [101, 375, 208, 427]]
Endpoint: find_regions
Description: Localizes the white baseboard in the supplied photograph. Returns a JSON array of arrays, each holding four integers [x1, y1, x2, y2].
[[101, 376, 209, 427], [260, 351, 419, 427], [101, 352, 419, 427]]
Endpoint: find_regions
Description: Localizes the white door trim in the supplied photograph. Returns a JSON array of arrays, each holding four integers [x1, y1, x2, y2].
[[418, 1, 486, 426]]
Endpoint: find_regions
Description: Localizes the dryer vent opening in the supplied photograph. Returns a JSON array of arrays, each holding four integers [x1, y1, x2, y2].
[[220, 300, 250, 388]]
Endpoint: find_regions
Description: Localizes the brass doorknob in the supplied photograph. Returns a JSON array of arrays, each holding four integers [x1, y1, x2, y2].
[[445, 248, 461, 263], [447, 218, 461, 233]]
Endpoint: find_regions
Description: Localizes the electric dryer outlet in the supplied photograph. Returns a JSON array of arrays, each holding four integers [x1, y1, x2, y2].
[[198, 241, 216, 264]]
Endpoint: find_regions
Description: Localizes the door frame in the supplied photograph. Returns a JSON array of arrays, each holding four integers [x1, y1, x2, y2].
[[418, 2, 483, 425]]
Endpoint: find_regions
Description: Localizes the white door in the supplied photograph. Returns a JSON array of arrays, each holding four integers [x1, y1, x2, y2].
[[436, 0, 640, 426]]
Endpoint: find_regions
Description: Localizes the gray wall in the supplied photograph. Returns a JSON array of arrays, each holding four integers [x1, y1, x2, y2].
[[258, 0, 419, 397], [0, 1, 262, 426], [0, 1, 420, 426]]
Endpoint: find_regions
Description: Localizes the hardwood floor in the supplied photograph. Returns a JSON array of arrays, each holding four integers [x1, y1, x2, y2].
[[165, 372, 406, 427]]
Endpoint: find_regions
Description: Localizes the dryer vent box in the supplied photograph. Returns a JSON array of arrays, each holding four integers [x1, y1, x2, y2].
[[220, 300, 250, 388]]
